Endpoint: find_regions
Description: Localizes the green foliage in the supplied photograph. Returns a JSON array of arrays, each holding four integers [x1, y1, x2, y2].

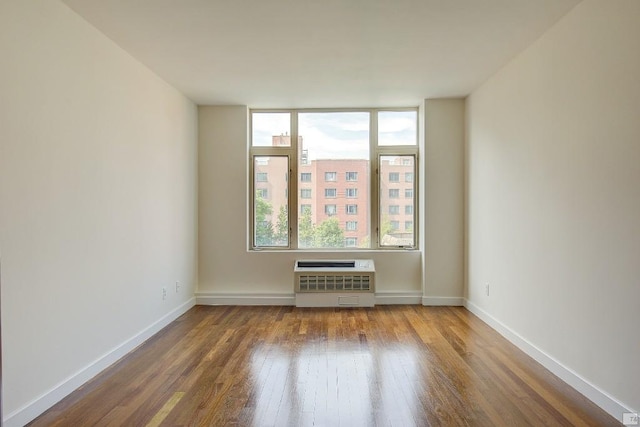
[[314, 217, 345, 248], [274, 205, 289, 245], [298, 209, 316, 248], [255, 191, 274, 246]]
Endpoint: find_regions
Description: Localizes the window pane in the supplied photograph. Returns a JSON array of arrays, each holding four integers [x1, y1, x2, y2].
[[253, 156, 288, 247], [298, 112, 370, 248], [378, 111, 417, 146], [252, 112, 291, 147], [380, 155, 415, 247]]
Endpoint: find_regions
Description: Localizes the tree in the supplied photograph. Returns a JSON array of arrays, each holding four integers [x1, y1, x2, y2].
[[254, 191, 273, 246], [380, 214, 392, 238], [315, 217, 344, 248], [298, 208, 315, 248], [274, 205, 288, 245]]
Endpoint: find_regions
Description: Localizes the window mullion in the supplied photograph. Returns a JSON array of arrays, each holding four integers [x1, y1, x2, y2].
[[290, 111, 299, 249]]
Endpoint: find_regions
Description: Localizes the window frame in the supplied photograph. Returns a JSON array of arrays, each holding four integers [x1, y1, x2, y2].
[[249, 107, 419, 250]]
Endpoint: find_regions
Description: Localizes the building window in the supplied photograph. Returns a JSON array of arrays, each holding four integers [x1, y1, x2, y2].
[[324, 172, 337, 182], [325, 204, 337, 216], [390, 220, 400, 230], [257, 188, 268, 199], [250, 108, 418, 249], [405, 205, 413, 215], [405, 221, 413, 231]]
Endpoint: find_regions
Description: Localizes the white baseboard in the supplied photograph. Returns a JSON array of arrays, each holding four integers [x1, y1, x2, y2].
[[196, 292, 296, 306], [422, 296, 464, 306], [463, 299, 636, 422], [4, 297, 196, 427], [376, 291, 422, 305], [195, 291, 424, 306]]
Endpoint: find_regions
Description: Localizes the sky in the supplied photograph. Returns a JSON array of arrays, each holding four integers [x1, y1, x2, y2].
[[252, 110, 416, 160]]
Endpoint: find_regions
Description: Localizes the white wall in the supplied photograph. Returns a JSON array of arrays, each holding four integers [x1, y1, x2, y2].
[[424, 99, 465, 304], [198, 106, 423, 301], [0, 1, 198, 425], [466, 0, 640, 417]]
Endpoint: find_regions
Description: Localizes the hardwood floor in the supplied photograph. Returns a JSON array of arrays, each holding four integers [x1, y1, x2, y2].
[[29, 306, 619, 426]]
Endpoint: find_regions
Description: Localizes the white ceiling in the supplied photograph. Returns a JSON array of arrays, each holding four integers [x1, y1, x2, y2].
[[61, 0, 580, 108]]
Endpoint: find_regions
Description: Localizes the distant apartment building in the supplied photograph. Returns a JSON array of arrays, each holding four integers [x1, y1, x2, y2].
[[254, 135, 413, 247]]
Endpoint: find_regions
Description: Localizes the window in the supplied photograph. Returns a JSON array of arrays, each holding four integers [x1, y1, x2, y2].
[[250, 109, 418, 249], [325, 204, 337, 216], [325, 188, 337, 198], [324, 172, 337, 181], [380, 155, 416, 247], [251, 155, 288, 247]]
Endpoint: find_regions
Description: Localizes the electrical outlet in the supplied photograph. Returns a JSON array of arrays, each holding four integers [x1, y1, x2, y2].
[[175, 281, 180, 293], [485, 284, 490, 296], [162, 287, 167, 300]]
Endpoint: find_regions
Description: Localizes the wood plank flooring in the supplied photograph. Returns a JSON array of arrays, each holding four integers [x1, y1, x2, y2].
[[28, 306, 620, 426]]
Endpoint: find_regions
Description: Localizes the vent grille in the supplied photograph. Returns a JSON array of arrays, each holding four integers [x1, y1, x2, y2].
[[297, 274, 372, 292]]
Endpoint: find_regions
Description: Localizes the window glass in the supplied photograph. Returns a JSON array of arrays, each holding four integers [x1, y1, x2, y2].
[[298, 112, 370, 249], [378, 110, 417, 146], [250, 109, 417, 250], [253, 156, 288, 247], [252, 112, 291, 147], [380, 155, 415, 247]]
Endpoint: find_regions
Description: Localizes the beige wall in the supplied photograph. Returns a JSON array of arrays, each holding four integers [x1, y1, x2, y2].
[[198, 106, 424, 297], [466, 0, 640, 416], [0, 1, 198, 424], [424, 99, 465, 303]]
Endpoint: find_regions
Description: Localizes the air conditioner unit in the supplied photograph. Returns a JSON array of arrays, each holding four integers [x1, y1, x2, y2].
[[294, 259, 375, 307]]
